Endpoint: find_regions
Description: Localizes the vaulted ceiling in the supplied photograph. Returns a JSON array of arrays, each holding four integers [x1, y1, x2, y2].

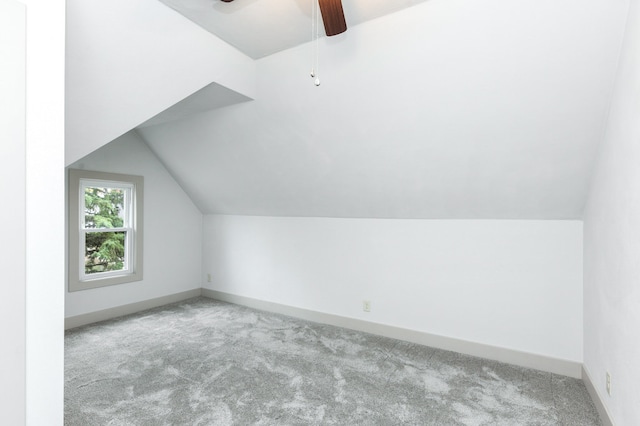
[[158, 0, 430, 58], [134, 0, 627, 219]]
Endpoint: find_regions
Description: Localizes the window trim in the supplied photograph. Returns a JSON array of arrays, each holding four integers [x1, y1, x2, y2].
[[68, 169, 144, 292]]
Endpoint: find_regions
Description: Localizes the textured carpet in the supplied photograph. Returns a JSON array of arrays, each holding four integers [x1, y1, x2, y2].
[[65, 297, 601, 425]]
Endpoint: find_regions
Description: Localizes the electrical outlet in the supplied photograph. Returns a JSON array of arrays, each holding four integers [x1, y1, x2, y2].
[[207, 273, 212, 283], [363, 300, 371, 312], [606, 372, 611, 396]]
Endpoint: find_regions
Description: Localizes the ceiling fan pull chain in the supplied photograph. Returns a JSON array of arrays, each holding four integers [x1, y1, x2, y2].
[[310, 0, 316, 78], [314, 0, 321, 86]]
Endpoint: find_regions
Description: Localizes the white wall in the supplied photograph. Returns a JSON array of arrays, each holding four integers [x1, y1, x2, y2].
[[21, 0, 66, 423], [204, 216, 583, 363], [65, 0, 256, 166], [65, 131, 203, 317], [583, 0, 640, 423], [0, 1, 26, 422]]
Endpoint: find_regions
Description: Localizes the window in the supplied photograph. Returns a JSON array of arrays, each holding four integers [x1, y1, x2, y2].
[[68, 169, 143, 291]]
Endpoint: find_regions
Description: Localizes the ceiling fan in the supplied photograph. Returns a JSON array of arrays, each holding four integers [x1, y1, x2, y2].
[[219, 0, 347, 36]]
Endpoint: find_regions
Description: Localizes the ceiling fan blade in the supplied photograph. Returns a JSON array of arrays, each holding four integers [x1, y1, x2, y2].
[[318, 0, 347, 36]]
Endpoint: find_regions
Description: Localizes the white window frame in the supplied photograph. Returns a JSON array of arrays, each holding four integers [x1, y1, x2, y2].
[[79, 179, 134, 281], [68, 169, 144, 291]]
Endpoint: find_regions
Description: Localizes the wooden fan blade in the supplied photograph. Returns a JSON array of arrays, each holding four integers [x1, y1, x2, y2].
[[318, 0, 347, 36]]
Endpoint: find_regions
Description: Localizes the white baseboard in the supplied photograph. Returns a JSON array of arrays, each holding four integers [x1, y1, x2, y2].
[[582, 365, 614, 426], [65, 287, 604, 416], [64, 288, 202, 330], [201, 289, 582, 378]]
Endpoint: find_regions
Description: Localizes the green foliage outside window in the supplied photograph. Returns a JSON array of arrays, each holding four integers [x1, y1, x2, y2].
[[84, 187, 127, 274]]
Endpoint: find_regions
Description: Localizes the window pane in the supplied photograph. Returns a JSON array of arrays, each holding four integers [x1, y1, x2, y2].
[[84, 186, 127, 229], [85, 231, 127, 274]]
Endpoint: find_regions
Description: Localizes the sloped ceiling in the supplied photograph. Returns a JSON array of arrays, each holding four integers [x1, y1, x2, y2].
[[138, 83, 252, 128], [158, 0, 430, 59], [65, 0, 256, 166], [138, 0, 629, 219]]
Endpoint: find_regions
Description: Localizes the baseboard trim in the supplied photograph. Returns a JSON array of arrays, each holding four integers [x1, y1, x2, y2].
[[202, 289, 582, 378], [582, 365, 614, 426], [65, 288, 202, 330]]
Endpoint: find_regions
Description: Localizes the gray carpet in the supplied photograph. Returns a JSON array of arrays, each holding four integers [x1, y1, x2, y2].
[[65, 297, 601, 425]]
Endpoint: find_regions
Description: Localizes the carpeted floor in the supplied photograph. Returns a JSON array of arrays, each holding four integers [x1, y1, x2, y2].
[[65, 297, 601, 425]]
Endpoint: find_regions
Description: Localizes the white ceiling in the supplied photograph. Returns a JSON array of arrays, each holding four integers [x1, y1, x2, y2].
[[158, 0, 429, 58], [138, 83, 252, 128], [138, 0, 628, 219]]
